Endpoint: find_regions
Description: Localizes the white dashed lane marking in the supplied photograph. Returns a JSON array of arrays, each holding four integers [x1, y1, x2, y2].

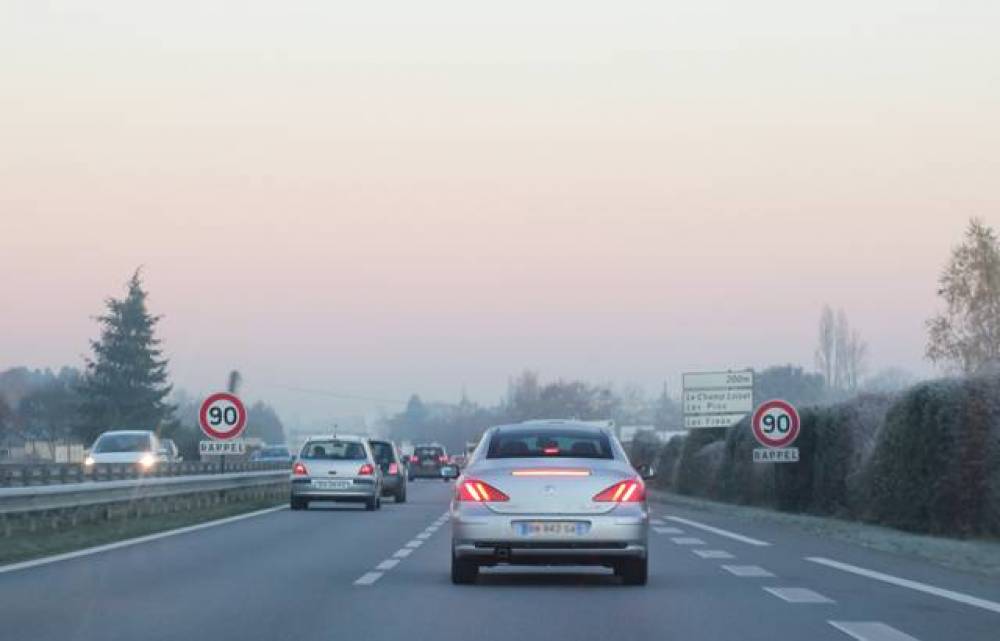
[[828, 621, 921, 641], [721, 565, 774, 578], [405, 540, 423, 549], [375, 559, 400, 571], [653, 527, 683, 535], [694, 550, 734, 559], [666, 516, 770, 546], [671, 537, 706, 546], [807, 557, 1000, 615], [353, 572, 383, 586], [763, 587, 835, 604], [392, 548, 413, 559]]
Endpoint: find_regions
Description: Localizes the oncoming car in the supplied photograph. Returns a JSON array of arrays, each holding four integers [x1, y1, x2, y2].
[[290, 436, 383, 511], [84, 430, 169, 471], [450, 420, 654, 585]]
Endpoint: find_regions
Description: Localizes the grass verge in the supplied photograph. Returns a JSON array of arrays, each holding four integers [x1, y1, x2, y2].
[[650, 490, 1000, 579], [0, 497, 284, 566]]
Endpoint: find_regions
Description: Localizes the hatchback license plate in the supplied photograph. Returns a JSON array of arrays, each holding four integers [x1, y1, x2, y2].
[[313, 480, 350, 490], [514, 521, 590, 537]]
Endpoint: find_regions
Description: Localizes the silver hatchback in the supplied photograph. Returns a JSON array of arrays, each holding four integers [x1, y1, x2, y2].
[[290, 435, 383, 511], [450, 420, 653, 585]]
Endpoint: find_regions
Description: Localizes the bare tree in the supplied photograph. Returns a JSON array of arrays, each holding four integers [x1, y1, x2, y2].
[[815, 305, 836, 386], [927, 218, 1000, 374]]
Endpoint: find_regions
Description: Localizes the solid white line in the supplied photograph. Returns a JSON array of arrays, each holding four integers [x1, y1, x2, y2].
[[405, 540, 423, 548], [0, 505, 287, 576], [393, 548, 413, 559], [721, 565, 775, 578], [763, 587, 834, 604], [808, 557, 1000, 615], [828, 621, 920, 641], [353, 572, 383, 586], [653, 527, 683, 535], [671, 537, 707, 546], [375, 559, 400, 571], [666, 516, 771, 546], [694, 549, 735, 559]]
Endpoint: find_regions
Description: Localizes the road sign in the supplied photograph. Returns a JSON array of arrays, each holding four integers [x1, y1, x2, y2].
[[682, 369, 754, 429], [199, 392, 248, 441], [200, 440, 246, 456], [751, 399, 801, 449], [753, 448, 799, 463]]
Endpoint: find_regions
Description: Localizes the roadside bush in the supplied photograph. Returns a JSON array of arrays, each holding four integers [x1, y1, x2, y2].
[[674, 428, 726, 497], [651, 435, 685, 490], [864, 376, 1000, 536]]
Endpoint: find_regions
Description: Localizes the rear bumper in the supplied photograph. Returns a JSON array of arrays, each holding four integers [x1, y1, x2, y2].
[[290, 479, 378, 501], [409, 467, 443, 478], [451, 505, 648, 565], [382, 475, 404, 494]]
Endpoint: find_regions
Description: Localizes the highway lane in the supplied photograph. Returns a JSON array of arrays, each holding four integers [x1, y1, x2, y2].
[[1, 480, 998, 641]]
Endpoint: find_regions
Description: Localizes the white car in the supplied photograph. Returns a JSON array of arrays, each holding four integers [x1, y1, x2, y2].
[[84, 430, 169, 470]]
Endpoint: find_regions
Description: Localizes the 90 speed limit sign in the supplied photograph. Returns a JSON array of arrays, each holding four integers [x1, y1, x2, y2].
[[751, 399, 800, 462], [199, 392, 248, 441]]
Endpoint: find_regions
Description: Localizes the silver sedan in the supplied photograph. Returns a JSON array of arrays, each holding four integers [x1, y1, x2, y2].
[[450, 420, 653, 585]]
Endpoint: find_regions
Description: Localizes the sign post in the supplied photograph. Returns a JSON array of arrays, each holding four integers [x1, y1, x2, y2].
[[683, 370, 754, 429], [750, 399, 801, 463], [198, 392, 248, 473]]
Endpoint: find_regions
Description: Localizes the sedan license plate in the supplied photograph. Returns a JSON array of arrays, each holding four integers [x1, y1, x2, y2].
[[312, 480, 350, 490], [514, 521, 590, 537]]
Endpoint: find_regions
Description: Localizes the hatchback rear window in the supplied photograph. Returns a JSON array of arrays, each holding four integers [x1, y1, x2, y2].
[[486, 429, 613, 459], [301, 440, 367, 461], [369, 442, 396, 464]]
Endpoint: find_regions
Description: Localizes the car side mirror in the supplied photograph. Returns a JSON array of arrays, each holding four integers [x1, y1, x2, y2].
[[637, 464, 656, 481]]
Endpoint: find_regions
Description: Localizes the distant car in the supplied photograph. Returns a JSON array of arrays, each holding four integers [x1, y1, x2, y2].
[[450, 420, 653, 585], [290, 435, 383, 511], [84, 430, 169, 471], [408, 443, 450, 481], [251, 445, 294, 464], [159, 438, 182, 462], [368, 439, 407, 503]]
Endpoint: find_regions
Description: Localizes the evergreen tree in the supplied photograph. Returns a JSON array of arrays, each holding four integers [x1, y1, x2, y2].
[[78, 270, 174, 442]]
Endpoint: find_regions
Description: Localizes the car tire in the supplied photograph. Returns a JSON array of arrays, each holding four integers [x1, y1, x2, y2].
[[396, 487, 407, 503], [365, 495, 379, 511], [620, 557, 648, 586], [451, 549, 478, 585], [290, 498, 307, 511]]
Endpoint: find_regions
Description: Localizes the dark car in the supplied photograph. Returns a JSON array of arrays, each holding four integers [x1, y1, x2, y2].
[[408, 443, 450, 481], [251, 445, 294, 465], [369, 438, 407, 503]]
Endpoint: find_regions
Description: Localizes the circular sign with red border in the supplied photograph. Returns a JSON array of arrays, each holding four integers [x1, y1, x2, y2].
[[199, 392, 248, 441], [751, 399, 800, 448]]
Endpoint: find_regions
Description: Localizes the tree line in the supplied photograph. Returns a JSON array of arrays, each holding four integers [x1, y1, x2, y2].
[[0, 271, 285, 461]]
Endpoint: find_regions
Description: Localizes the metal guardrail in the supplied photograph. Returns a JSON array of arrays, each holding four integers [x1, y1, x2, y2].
[[0, 470, 289, 515], [0, 461, 289, 487]]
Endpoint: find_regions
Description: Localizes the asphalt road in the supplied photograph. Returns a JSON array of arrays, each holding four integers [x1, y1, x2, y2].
[[1, 481, 998, 641]]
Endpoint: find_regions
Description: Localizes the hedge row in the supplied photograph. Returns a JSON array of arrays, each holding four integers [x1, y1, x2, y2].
[[650, 375, 1000, 538]]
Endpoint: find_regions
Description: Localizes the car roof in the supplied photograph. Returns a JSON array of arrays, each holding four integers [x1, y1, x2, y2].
[[492, 420, 611, 434], [304, 434, 367, 443], [98, 430, 156, 436]]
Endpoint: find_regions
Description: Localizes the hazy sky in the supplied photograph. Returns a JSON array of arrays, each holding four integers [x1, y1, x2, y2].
[[2, 1, 998, 424]]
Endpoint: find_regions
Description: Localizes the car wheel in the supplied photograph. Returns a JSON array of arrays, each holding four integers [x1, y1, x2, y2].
[[365, 496, 378, 511], [451, 549, 478, 585], [620, 557, 648, 586], [290, 498, 307, 511], [396, 487, 407, 503]]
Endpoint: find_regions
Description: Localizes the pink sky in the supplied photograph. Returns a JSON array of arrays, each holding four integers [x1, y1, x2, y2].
[[2, 1, 998, 422]]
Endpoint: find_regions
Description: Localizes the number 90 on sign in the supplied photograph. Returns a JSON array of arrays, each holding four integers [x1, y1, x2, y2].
[[751, 399, 800, 449], [199, 392, 247, 441]]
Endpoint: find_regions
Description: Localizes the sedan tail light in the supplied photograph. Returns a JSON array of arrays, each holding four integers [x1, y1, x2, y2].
[[592, 478, 645, 503], [438, 455, 448, 463], [293, 462, 309, 476], [388, 462, 399, 475], [358, 463, 375, 476], [410, 455, 419, 464], [456, 479, 509, 502]]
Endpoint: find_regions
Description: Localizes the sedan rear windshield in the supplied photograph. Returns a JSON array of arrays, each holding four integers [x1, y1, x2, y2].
[[486, 429, 613, 459], [301, 440, 367, 461], [259, 447, 289, 457], [414, 447, 444, 458], [93, 434, 152, 453]]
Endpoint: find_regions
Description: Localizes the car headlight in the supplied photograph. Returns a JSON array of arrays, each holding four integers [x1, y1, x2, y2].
[[139, 453, 156, 468], [84, 456, 95, 466]]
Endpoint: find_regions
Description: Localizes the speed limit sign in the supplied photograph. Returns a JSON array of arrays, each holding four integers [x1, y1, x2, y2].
[[751, 399, 800, 462], [199, 392, 248, 441]]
